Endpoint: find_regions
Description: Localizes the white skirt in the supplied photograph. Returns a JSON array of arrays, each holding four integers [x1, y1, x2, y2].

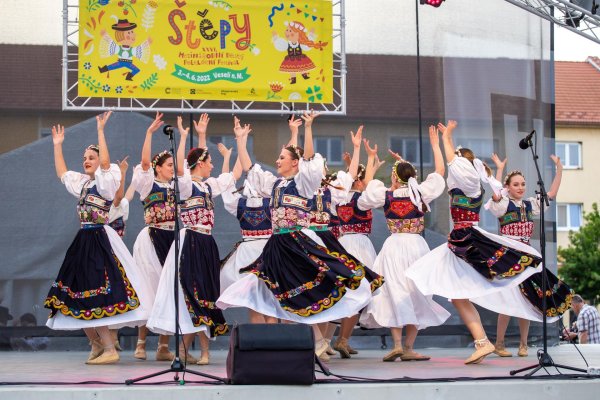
[[46, 226, 152, 330], [216, 229, 373, 324], [146, 229, 211, 337], [132, 227, 165, 309], [220, 238, 268, 294], [360, 233, 451, 329], [338, 233, 377, 268], [406, 226, 542, 318]]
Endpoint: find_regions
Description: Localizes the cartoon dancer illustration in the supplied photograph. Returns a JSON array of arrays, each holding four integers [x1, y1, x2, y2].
[[98, 19, 152, 81], [272, 21, 328, 84]]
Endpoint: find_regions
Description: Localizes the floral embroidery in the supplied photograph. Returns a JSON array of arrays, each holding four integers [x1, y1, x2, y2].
[[386, 217, 424, 234]]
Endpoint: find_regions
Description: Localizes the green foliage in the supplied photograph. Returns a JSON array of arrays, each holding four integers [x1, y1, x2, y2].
[[140, 73, 158, 91], [558, 203, 600, 303]]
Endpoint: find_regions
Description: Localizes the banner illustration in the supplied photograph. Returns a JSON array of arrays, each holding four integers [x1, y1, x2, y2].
[[78, 0, 333, 103]]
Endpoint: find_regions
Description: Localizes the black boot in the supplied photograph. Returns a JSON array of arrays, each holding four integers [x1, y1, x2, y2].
[[125, 72, 133, 81], [289, 76, 296, 84], [301, 73, 310, 80], [98, 65, 108, 73]]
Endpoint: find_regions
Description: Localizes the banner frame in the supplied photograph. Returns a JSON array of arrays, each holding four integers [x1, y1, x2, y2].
[[62, 0, 346, 115]]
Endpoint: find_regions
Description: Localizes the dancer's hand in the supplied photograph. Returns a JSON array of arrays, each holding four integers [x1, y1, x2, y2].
[[218, 143, 232, 158], [491, 153, 507, 170], [429, 125, 440, 148], [193, 113, 210, 135], [550, 154, 563, 170], [364, 139, 378, 157], [388, 149, 403, 161], [147, 112, 164, 134], [52, 125, 65, 146], [177, 116, 189, 137], [288, 114, 302, 135], [96, 111, 112, 131], [301, 110, 320, 127], [351, 125, 363, 148], [117, 156, 129, 173]]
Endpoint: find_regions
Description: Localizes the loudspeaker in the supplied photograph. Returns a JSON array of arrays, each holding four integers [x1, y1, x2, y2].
[[226, 323, 315, 385]]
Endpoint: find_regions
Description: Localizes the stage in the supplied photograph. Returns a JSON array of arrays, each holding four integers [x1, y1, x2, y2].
[[1, 345, 599, 399]]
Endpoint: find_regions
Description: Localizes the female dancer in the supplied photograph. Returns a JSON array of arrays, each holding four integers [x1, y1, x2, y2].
[[147, 115, 251, 365], [45, 112, 150, 365], [131, 112, 177, 361], [481, 154, 573, 357], [217, 111, 373, 358], [407, 120, 543, 364], [359, 126, 451, 362], [220, 146, 276, 324], [108, 156, 135, 238], [332, 137, 385, 357]]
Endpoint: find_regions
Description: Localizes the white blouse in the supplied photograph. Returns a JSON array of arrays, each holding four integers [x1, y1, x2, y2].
[[61, 163, 121, 201], [358, 172, 446, 211], [246, 155, 325, 200], [486, 195, 542, 218], [131, 164, 173, 200], [446, 156, 502, 198], [108, 198, 129, 223]]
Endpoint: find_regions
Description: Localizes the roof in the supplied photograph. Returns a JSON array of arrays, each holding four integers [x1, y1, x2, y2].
[[555, 58, 600, 126]]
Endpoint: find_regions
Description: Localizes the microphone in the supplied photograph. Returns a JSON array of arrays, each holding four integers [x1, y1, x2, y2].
[[519, 130, 535, 150], [163, 125, 174, 136]]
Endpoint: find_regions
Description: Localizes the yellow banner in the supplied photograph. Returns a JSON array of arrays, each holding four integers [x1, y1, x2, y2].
[[78, 0, 333, 103]]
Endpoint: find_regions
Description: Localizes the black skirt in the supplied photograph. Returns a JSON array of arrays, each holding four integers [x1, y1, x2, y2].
[[149, 227, 175, 266], [315, 229, 384, 292], [519, 270, 574, 317], [448, 226, 541, 280], [240, 230, 366, 317], [179, 230, 228, 337], [44, 227, 140, 320]]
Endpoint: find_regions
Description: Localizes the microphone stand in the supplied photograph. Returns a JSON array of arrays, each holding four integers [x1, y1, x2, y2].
[[126, 127, 227, 385], [509, 136, 586, 376]]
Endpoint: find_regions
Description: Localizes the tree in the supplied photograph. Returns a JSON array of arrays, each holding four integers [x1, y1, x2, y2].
[[558, 203, 600, 303]]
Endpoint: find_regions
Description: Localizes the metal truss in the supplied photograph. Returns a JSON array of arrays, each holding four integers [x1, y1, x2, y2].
[[504, 0, 600, 44], [62, 0, 347, 115]]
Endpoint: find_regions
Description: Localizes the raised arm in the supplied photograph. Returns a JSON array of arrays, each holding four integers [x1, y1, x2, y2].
[[363, 138, 378, 185], [52, 124, 68, 179], [430, 125, 445, 177], [233, 116, 253, 174], [438, 120, 458, 164], [287, 114, 302, 146], [113, 156, 129, 207], [490, 153, 507, 202], [141, 112, 164, 171], [218, 143, 233, 174], [124, 183, 136, 202], [547, 155, 563, 200], [301, 110, 319, 160], [176, 116, 189, 177], [193, 113, 209, 148], [96, 111, 112, 170], [348, 126, 363, 179]]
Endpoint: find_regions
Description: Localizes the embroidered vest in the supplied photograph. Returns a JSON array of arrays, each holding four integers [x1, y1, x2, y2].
[[384, 191, 425, 234], [498, 199, 534, 243], [336, 192, 372, 235], [109, 216, 125, 237], [142, 182, 176, 226], [236, 197, 272, 238], [449, 188, 483, 228], [287, 44, 303, 57], [309, 188, 333, 228], [180, 181, 214, 229], [270, 178, 313, 233], [78, 181, 112, 225]]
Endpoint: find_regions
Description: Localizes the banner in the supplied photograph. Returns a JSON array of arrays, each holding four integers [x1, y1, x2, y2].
[[78, 0, 333, 103]]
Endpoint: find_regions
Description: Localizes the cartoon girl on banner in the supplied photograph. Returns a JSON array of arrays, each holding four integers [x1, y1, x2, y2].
[[272, 21, 328, 84], [98, 19, 152, 81]]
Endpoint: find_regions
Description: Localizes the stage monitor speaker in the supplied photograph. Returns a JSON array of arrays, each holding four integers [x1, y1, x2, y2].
[[226, 323, 315, 385]]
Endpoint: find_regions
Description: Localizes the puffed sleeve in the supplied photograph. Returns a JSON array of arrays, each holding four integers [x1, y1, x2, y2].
[[61, 171, 90, 198], [247, 164, 278, 198], [132, 164, 155, 200], [485, 196, 510, 218], [528, 196, 543, 216], [329, 170, 354, 207], [295, 153, 325, 199], [95, 163, 121, 201], [221, 188, 241, 216], [357, 179, 387, 211], [446, 157, 481, 197], [205, 172, 236, 198], [109, 198, 130, 223], [418, 172, 446, 205], [178, 160, 193, 200], [272, 35, 288, 51]]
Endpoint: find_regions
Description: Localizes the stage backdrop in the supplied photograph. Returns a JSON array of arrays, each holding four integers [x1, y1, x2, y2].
[[78, 0, 333, 103]]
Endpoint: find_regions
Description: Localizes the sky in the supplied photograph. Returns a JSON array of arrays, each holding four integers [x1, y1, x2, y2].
[[0, 0, 598, 61]]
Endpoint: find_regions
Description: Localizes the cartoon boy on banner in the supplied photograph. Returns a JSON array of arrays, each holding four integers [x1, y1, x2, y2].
[[272, 20, 328, 84], [98, 19, 152, 81]]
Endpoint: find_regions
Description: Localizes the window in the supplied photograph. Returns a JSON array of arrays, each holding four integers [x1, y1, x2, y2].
[[557, 203, 582, 231], [389, 137, 432, 166], [556, 142, 582, 169], [315, 136, 343, 165], [208, 135, 237, 149], [460, 138, 499, 166]]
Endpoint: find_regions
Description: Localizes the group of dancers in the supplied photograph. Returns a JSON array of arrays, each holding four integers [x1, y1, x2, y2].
[[43, 111, 574, 366]]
